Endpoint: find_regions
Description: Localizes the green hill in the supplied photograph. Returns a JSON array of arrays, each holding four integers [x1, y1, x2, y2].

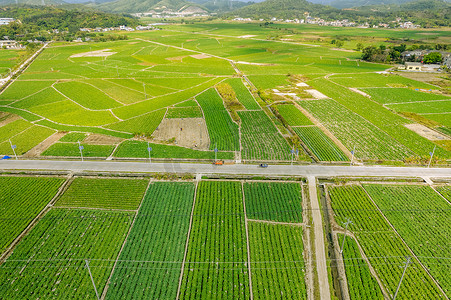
[[97, 0, 207, 13]]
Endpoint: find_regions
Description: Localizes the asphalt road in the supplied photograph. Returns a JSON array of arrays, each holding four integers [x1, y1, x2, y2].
[[1, 160, 450, 178]]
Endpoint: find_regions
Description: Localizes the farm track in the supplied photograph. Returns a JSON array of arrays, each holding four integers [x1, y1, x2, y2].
[[308, 176, 331, 300]]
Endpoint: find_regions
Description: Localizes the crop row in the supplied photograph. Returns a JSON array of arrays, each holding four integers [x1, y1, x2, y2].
[[106, 182, 195, 299], [328, 185, 445, 299], [244, 182, 303, 223], [239, 110, 291, 161], [293, 126, 348, 162], [0, 208, 133, 299], [363, 184, 451, 297], [299, 99, 413, 160], [196, 88, 240, 151], [0, 176, 64, 253], [337, 234, 384, 300], [179, 181, 250, 299], [276, 104, 313, 126], [227, 78, 260, 110], [56, 177, 149, 210]]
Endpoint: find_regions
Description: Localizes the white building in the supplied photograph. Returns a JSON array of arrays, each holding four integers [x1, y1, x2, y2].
[[0, 18, 14, 26]]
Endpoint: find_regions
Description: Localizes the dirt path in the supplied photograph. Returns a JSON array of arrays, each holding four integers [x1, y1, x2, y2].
[[22, 131, 65, 158], [308, 176, 331, 300]]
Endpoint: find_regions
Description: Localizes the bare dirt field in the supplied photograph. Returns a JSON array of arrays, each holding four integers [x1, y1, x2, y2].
[[405, 124, 450, 141], [70, 49, 116, 58], [152, 118, 210, 150], [190, 54, 211, 59], [0, 113, 19, 127], [83, 134, 123, 145], [306, 89, 329, 99]]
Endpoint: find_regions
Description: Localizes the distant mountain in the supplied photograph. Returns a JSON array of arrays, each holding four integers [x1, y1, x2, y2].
[[230, 0, 337, 19], [0, 0, 64, 5], [194, 0, 251, 12], [308, 0, 450, 9], [96, 0, 207, 13]]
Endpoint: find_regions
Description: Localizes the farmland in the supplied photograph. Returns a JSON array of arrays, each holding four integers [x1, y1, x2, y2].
[[328, 184, 448, 299], [0, 22, 448, 163], [0, 176, 64, 254]]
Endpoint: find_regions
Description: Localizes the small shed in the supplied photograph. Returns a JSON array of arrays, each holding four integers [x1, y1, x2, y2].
[[405, 62, 422, 71]]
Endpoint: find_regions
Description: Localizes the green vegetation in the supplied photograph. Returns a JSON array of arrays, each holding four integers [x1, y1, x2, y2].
[[361, 88, 450, 104], [337, 234, 384, 300], [114, 140, 234, 160], [196, 88, 240, 151], [0, 125, 55, 155], [244, 182, 303, 223], [56, 177, 149, 210], [180, 181, 250, 299], [227, 78, 260, 110], [42, 142, 115, 157], [0, 176, 64, 253], [329, 184, 445, 299], [59, 132, 87, 143], [106, 182, 195, 299], [106, 109, 166, 136], [247, 75, 290, 90], [293, 127, 348, 161], [363, 184, 451, 297], [0, 208, 133, 299], [166, 106, 203, 118], [276, 104, 313, 126], [239, 110, 291, 161], [249, 222, 306, 299]]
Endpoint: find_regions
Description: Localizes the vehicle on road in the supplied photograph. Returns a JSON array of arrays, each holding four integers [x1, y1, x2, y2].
[[213, 160, 224, 165], [259, 163, 268, 168]]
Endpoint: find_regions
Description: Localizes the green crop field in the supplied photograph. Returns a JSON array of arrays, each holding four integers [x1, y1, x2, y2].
[[42, 142, 115, 158], [244, 182, 303, 223], [293, 126, 348, 161], [362, 184, 451, 297], [361, 87, 450, 104], [166, 106, 203, 118], [249, 222, 307, 299], [0, 23, 448, 162], [196, 88, 240, 151], [58, 132, 87, 142], [0, 208, 134, 299], [328, 184, 446, 299], [239, 110, 291, 161], [106, 182, 195, 299], [227, 78, 260, 110], [0, 176, 64, 254], [56, 177, 149, 210], [276, 104, 314, 126], [337, 234, 384, 300], [179, 181, 249, 299], [114, 140, 234, 160], [299, 99, 414, 160], [0, 125, 55, 155]]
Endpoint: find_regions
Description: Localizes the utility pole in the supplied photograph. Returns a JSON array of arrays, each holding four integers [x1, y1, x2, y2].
[[350, 145, 356, 166], [9, 139, 17, 160], [78, 141, 84, 162], [290, 147, 295, 165], [85, 260, 100, 300], [143, 82, 147, 99], [214, 143, 218, 162], [339, 219, 353, 254], [393, 256, 411, 300], [147, 142, 152, 164], [427, 145, 436, 168]]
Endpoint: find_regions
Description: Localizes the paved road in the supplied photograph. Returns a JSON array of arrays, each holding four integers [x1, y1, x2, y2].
[[1, 160, 450, 178]]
